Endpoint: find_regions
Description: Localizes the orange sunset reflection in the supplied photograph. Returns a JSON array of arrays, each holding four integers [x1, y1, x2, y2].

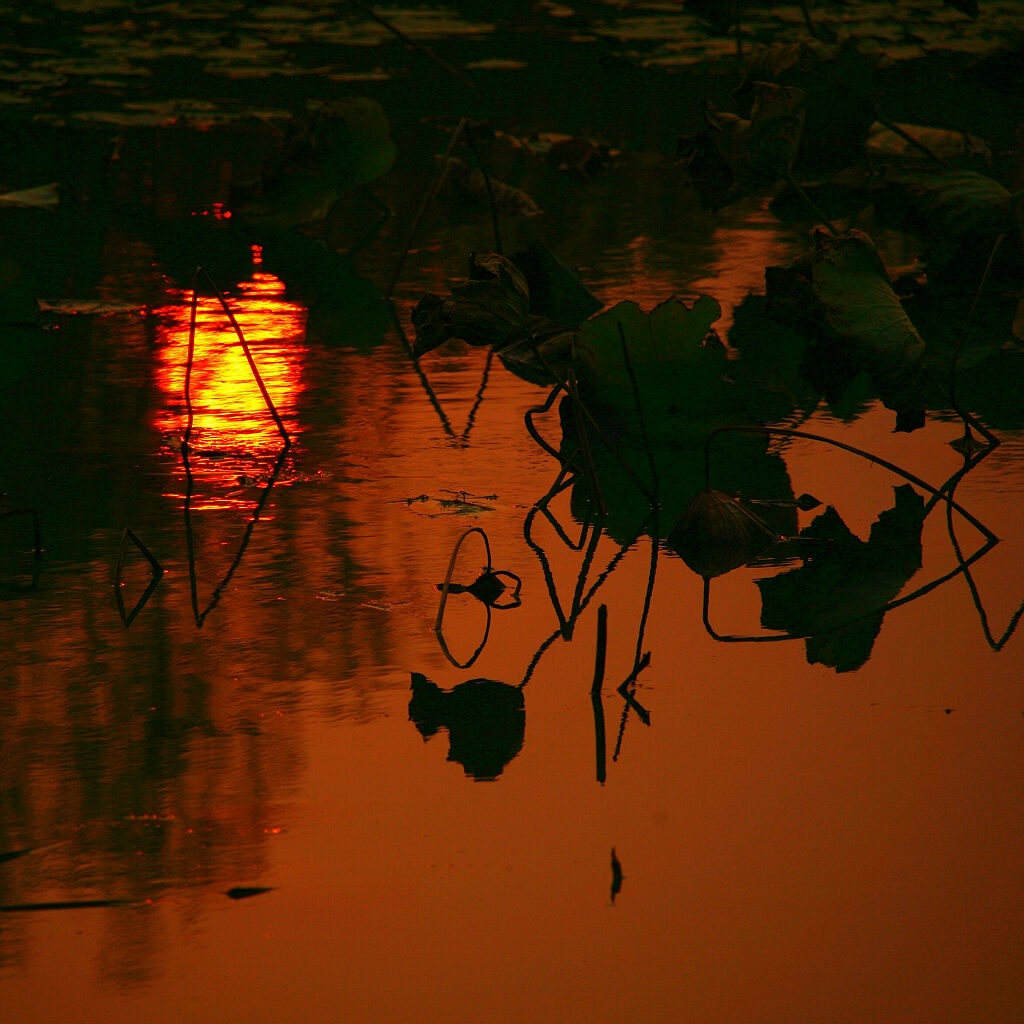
[[153, 269, 308, 463]]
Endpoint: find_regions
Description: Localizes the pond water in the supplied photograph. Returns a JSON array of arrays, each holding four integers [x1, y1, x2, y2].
[[2, 4, 1024, 1023]]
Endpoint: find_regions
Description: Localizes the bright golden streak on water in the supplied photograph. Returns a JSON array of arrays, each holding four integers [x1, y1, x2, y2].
[[153, 272, 308, 456]]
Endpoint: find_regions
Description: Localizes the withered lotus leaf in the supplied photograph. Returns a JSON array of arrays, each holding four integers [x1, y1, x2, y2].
[[412, 252, 531, 357], [668, 488, 780, 578]]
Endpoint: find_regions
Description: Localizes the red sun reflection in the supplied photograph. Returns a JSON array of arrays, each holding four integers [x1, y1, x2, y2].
[[154, 272, 307, 459]]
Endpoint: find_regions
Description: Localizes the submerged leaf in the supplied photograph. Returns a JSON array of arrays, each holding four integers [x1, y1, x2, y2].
[[765, 229, 928, 431]]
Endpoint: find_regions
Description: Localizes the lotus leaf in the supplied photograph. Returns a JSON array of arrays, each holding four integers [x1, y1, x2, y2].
[[734, 38, 882, 173], [765, 229, 929, 431], [865, 121, 991, 167], [871, 171, 1023, 275], [438, 156, 542, 218], [307, 97, 396, 187], [509, 242, 602, 326], [574, 294, 763, 444], [678, 83, 805, 210], [411, 252, 531, 357], [668, 488, 780, 579]]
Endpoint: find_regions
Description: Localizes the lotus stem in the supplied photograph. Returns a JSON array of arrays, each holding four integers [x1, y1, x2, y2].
[[874, 114, 950, 168], [344, 1, 475, 89], [387, 117, 467, 301]]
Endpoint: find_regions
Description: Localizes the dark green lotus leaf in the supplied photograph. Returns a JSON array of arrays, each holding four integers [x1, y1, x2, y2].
[[765, 229, 929, 431], [575, 294, 753, 444], [757, 484, 926, 673], [412, 252, 531, 357], [509, 242, 602, 326], [308, 97, 396, 187]]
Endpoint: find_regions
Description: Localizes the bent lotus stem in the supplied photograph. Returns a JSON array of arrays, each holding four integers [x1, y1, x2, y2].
[[435, 526, 493, 668], [944, 478, 1024, 651], [701, 423, 999, 644], [948, 231, 1004, 444], [705, 424, 996, 542]]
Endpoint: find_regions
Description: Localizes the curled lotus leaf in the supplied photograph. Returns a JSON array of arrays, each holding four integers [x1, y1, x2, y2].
[[668, 489, 780, 578], [412, 252, 531, 357]]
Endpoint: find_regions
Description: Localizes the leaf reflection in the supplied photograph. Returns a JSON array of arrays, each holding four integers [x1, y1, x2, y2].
[[699, 427, 999, 668], [757, 486, 927, 672], [409, 673, 525, 781]]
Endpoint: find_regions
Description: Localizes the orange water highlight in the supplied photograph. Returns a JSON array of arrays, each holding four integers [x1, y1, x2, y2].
[[153, 272, 308, 458]]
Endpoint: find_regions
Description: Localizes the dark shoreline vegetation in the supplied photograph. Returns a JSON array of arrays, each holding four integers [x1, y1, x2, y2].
[[1, 4, 1024, 1014]]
